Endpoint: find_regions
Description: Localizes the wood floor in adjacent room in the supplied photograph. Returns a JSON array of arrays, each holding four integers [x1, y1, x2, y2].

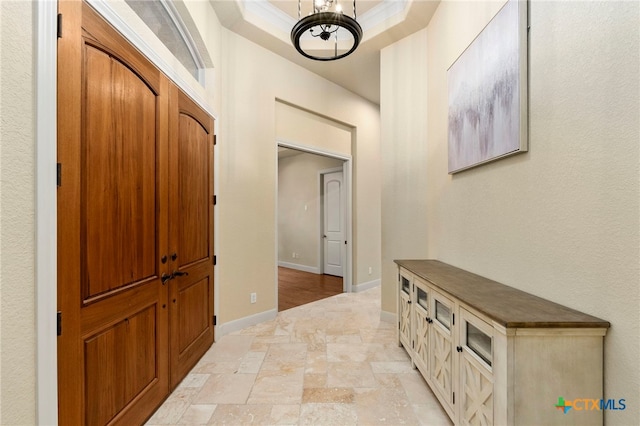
[[278, 267, 343, 311]]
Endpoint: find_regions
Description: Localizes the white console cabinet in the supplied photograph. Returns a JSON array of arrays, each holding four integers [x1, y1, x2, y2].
[[396, 260, 609, 426]]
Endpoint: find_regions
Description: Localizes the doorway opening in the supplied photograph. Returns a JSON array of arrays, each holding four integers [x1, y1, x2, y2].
[[276, 141, 352, 311]]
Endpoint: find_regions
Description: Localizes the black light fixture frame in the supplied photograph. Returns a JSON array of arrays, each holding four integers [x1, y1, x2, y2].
[[291, 7, 363, 61]]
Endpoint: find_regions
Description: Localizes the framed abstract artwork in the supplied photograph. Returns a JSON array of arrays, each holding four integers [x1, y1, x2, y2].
[[447, 0, 528, 174]]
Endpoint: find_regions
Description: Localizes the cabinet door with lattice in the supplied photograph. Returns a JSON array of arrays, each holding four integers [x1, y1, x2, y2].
[[430, 290, 455, 414], [460, 307, 494, 426], [413, 278, 430, 378], [398, 270, 412, 351]]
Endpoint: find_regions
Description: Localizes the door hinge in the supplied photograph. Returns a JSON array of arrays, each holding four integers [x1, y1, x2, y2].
[[213, 315, 217, 325], [57, 311, 62, 336], [57, 163, 62, 187], [213, 255, 217, 266], [213, 195, 217, 205], [452, 313, 455, 326], [213, 135, 217, 145], [57, 14, 62, 38], [453, 391, 455, 405]]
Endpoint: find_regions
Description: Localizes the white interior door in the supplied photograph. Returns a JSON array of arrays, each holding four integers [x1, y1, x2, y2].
[[323, 171, 344, 277]]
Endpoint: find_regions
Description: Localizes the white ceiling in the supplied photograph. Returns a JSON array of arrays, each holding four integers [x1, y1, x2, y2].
[[210, 0, 440, 104]]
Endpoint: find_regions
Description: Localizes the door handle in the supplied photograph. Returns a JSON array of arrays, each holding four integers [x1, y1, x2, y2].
[[162, 270, 188, 284], [323, 235, 327, 238]]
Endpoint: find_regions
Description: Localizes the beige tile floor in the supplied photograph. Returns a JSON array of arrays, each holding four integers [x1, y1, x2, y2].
[[147, 286, 452, 425]]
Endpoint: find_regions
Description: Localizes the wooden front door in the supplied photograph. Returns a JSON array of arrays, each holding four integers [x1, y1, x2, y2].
[[56, 2, 216, 424], [167, 88, 215, 388]]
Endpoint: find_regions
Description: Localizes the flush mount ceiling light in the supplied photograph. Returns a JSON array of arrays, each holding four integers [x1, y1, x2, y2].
[[291, 0, 363, 61]]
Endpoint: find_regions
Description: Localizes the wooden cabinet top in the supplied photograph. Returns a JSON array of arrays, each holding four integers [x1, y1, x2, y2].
[[395, 259, 610, 329]]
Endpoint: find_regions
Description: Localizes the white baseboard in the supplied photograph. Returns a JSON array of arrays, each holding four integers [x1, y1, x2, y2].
[[353, 278, 380, 292], [215, 308, 278, 339], [380, 310, 397, 324], [278, 261, 320, 274]]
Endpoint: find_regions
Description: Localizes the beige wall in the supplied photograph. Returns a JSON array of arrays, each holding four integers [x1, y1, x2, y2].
[[381, 0, 639, 422], [217, 30, 381, 324], [0, 1, 36, 423], [276, 101, 353, 156], [380, 28, 430, 313], [278, 152, 344, 270]]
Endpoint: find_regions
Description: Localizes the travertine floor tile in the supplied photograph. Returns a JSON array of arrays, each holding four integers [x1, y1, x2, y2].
[[200, 335, 253, 362], [270, 404, 300, 425], [412, 402, 453, 425], [298, 403, 358, 425], [192, 360, 240, 374], [355, 387, 418, 425], [179, 373, 211, 389], [207, 404, 272, 425], [147, 287, 452, 426], [237, 351, 266, 374], [302, 387, 355, 403], [247, 368, 304, 404], [178, 404, 216, 425], [305, 351, 327, 374], [371, 360, 415, 374], [398, 372, 441, 405], [192, 373, 256, 404], [303, 373, 327, 388], [147, 387, 199, 425], [327, 361, 377, 388]]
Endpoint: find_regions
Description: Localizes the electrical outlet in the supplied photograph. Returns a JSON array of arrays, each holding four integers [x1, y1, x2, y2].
[[368, 266, 372, 275], [250, 293, 257, 304], [292, 252, 296, 259]]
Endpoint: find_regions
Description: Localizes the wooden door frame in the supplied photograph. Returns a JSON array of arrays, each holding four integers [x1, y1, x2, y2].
[[275, 139, 353, 304], [319, 167, 346, 281]]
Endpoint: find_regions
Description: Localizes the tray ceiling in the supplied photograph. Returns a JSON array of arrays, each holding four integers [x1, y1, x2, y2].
[[210, 0, 440, 104]]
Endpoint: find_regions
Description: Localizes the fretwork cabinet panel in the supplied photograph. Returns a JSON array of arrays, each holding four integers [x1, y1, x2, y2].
[[398, 270, 412, 352], [412, 278, 430, 379], [430, 289, 455, 417]]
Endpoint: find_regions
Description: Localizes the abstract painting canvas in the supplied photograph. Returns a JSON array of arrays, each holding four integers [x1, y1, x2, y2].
[[448, 0, 528, 174]]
